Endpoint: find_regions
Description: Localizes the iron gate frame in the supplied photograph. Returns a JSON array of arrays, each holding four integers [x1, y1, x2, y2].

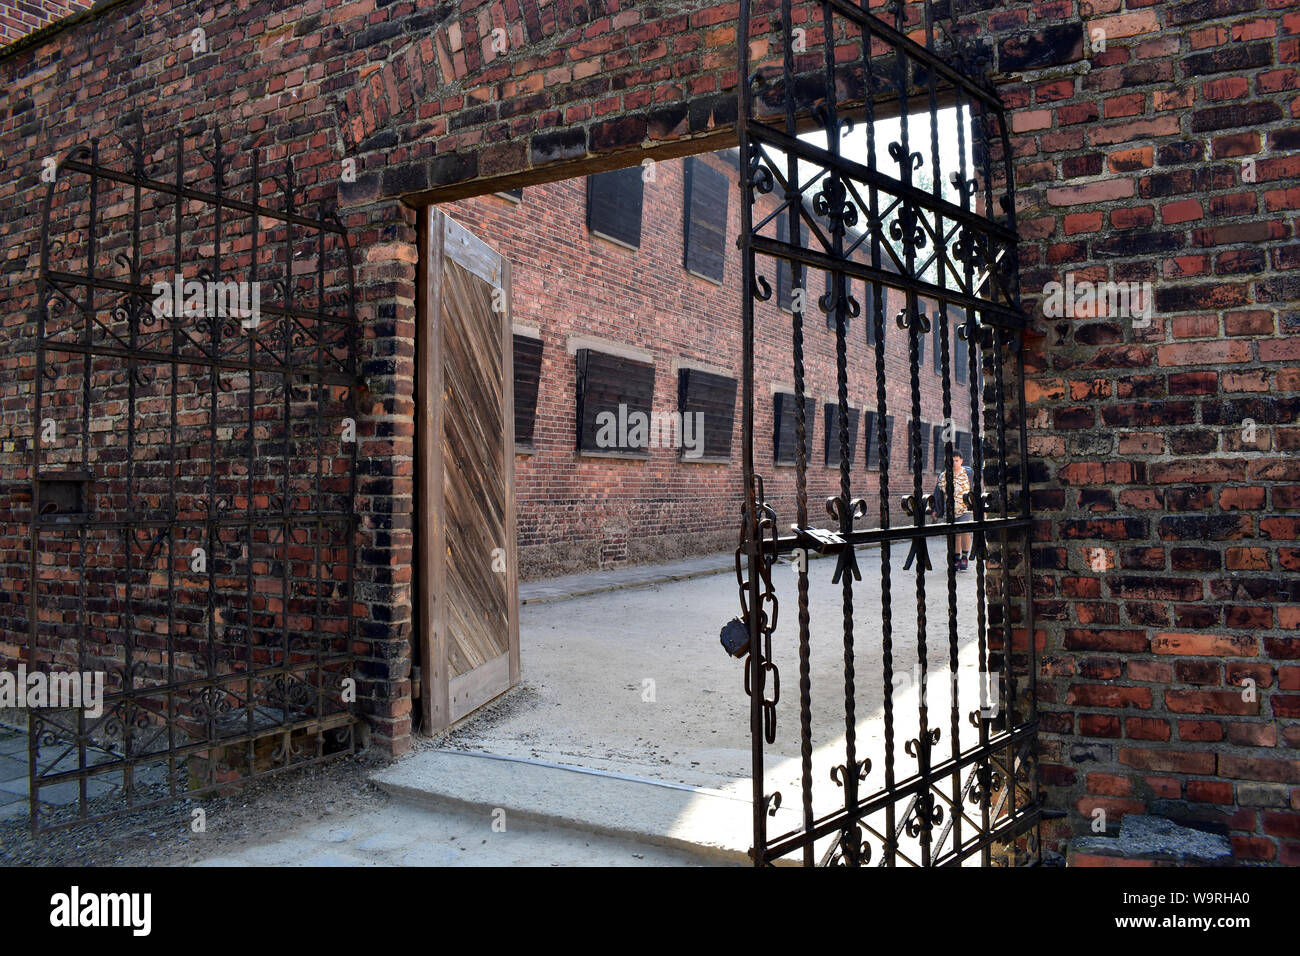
[[736, 0, 1040, 866], [26, 127, 361, 833]]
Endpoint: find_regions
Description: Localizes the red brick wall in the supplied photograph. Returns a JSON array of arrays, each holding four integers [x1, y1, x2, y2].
[[444, 150, 967, 577], [998, 1, 1300, 863], [0, 0, 1296, 863], [0, 0, 91, 49]]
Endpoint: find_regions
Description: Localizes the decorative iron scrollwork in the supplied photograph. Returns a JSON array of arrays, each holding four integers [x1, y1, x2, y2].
[[827, 824, 872, 867], [888, 141, 924, 171], [905, 727, 941, 759], [904, 797, 944, 839], [813, 175, 859, 232], [736, 0, 1037, 869], [747, 145, 774, 196], [890, 204, 928, 250]]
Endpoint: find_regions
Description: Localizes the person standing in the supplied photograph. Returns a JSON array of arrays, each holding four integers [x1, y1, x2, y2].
[[934, 450, 974, 571]]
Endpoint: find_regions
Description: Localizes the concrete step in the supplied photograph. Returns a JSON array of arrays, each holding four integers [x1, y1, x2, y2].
[[371, 748, 802, 865]]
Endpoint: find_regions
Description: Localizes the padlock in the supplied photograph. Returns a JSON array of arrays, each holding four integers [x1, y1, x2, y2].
[[719, 617, 750, 659]]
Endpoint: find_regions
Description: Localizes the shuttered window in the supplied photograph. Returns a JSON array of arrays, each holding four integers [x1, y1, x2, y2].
[[908, 419, 929, 473], [773, 392, 816, 466], [956, 430, 974, 461], [678, 368, 737, 461], [776, 217, 805, 313], [683, 158, 729, 283], [513, 334, 543, 448], [575, 349, 655, 456], [587, 167, 644, 249], [955, 331, 969, 385], [933, 313, 943, 373], [864, 411, 894, 470], [864, 284, 880, 348], [823, 403, 860, 467], [862, 409, 876, 469]]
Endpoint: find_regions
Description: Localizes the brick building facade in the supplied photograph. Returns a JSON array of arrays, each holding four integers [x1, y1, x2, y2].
[[1, 0, 1298, 862], [443, 150, 971, 576]]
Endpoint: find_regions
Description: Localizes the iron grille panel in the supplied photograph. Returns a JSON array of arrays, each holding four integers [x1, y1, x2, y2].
[[735, 0, 1039, 867], [27, 128, 360, 833]]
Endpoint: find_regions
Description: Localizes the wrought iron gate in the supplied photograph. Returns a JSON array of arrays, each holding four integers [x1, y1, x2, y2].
[[735, 0, 1039, 865], [27, 128, 360, 832]]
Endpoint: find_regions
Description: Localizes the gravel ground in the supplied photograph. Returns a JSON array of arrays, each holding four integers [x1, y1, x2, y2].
[[0, 748, 392, 866]]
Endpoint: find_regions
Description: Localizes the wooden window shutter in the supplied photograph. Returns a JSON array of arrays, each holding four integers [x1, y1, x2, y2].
[[587, 167, 644, 249], [575, 349, 655, 454], [678, 368, 737, 460], [864, 283, 880, 348], [683, 158, 729, 283], [933, 314, 943, 372], [955, 329, 969, 384], [776, 217, 805, 313], [773, 392, 816, 466], [823, 403, 860, 467], [862, 409, 878, 469], [932, 422, 944, 471], [513, 334, 544, 447], [908, 419, 928, 472]]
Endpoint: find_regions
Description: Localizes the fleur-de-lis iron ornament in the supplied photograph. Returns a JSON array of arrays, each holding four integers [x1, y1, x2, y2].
[[905, 795, 945, 838], [825, 495, 868, 523], [813, 175, 859, 231], [890, 203, 928, 250], [830, 757, 871, 788], [888, 140, 924, 172], [813, 103, 856, 143], [952, 226, 983, 267], [905, 727, 942, 759], [969, 764, 1004, 805], [828, 824, 872, 866]]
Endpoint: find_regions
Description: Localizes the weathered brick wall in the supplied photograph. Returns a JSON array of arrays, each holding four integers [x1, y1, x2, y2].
[[0, 0, 91, 49], [995, 1, 1300, 862], [0, 0, 1296, 863], [0, 0, 793, 757], [444, 150, 967, 577]]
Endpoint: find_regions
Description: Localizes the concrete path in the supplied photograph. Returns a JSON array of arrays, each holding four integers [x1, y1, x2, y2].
[[190, 789, 723, 867], [520, 551, 734, 605], [428, 545, 991, 862]]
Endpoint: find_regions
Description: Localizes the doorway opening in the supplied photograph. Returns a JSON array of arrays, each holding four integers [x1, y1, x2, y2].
[[411, 113, 1012, 864]]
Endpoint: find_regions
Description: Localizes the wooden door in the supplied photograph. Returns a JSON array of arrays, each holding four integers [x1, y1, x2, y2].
[[417, 209, 520, 733]]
